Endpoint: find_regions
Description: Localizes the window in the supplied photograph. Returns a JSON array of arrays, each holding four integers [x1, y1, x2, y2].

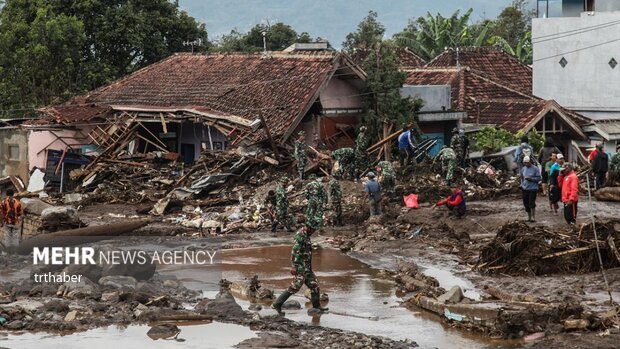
[[8, 145, 19, 160], [609, 58, 617, 70]]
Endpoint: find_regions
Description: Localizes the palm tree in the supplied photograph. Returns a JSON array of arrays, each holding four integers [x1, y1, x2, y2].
[[394, 9, 493, 61]]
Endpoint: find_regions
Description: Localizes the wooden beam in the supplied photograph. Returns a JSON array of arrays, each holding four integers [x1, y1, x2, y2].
[[136, 134, 168, 153], [137, 122, 168, 149], [258, 113, 281, 162], [160, 113, 168, 134]]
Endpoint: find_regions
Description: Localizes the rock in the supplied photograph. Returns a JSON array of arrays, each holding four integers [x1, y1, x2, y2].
[[64, 310, 78, 321], [6, 320, 25, 330], [133, 303, 149, 318], [20, 198, 52, 215], [57, 278, 101, 300], [63, 193, 87, 204], [195, 299, 211, 312], [41, 206, 78, 219], [163, 280, 180, 288], [3, 299, 44, 312], [282, 300, 301, 310], [101, 258, 156, 281], [42, 300, 69, 313], [146, 324, 180, 340], [236, 333, 301, 349], [63, 264, 102, 284], [203, 290, 246, 319], [437, 286, 464, 304], [248, 304, 262, 311], [99, 275, 138, 289], [564, 319, 589, 330]]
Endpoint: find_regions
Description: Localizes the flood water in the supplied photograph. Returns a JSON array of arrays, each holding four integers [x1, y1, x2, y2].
[[1, 321, 257, 349], [161, 245, 520, 349]]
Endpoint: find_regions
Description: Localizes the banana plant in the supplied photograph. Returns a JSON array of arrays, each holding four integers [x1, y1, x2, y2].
[[488, 31, 532, 64]]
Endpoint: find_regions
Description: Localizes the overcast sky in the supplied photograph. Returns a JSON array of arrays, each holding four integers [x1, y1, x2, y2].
[[178, 0, 536, 48]]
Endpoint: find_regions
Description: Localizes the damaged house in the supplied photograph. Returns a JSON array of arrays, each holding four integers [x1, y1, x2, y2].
[[2, 50, 366, 191], [403, 46, 590, 161]]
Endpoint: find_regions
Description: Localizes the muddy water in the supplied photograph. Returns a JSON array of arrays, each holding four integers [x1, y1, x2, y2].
[[1, 321, 257, 348], [160, 245, 520, 349]]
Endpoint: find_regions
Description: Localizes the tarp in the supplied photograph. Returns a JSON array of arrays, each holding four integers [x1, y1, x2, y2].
[[403, 194, 419, 209]]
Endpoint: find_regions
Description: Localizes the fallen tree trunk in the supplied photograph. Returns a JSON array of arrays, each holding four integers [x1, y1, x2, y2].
[[18, 219, 150, 255], [595, 187, 620, 202]]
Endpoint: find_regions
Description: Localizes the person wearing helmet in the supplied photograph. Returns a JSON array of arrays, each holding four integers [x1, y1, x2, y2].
[[363, 172, 382, 216], [520, 156, 542, 222], [275, 176, 294, 232], [271, 224, 328, 316]]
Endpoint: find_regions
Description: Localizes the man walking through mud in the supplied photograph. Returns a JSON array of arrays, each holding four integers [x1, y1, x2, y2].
[[271, 223, 328, 315], [520, 156, 541, 222], [0, 189, 23, 253]]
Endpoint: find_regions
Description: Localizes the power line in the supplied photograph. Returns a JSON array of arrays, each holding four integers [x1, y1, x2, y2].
[[532, 20, 620, 44], [532, 19, 620, 42], [533, 37, 620, 62]]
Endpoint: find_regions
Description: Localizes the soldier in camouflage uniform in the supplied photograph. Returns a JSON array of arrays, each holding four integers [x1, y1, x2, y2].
[[271, 224, 328, 315], [275, 176, 294, 232], [304, 175, 327, 230], [376, 160, 396, 195], [437, 146, 457, 185], [294, 131, 307, 179], [450, 128, 465, 168], [329, 177, 343, 226], [353, 126, 370, 178], [331, 147, 356, 179]]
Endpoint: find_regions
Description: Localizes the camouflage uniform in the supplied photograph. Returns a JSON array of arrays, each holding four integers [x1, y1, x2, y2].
[[288, 228, 320, 294], [353, 128, 370, 178], [294, 135, 307, 180], [331, 148, 356, 179], [377, 161, 396, 194], [438, 147, 457, 184], [329, 178, 343, 226], [304, 179, 327, 230], [611, 152, 620, 172], [275, 179, 294, 231], [451, 132, 464, 167]]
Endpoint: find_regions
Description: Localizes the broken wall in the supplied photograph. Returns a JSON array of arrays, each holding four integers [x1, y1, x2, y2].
[[178, 122, 227, 161], [0, 128, 29, 181], [28, 127, 95, 170]]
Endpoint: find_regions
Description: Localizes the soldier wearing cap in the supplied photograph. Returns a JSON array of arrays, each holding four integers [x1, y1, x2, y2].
[[275, 176, 294, 232], [304, 174, 327, 230], [294, 131, 307, 180]]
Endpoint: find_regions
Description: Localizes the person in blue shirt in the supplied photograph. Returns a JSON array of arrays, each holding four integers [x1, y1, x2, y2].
[[363, 172, 382, 216], [398, 126, 417, 167], [520, 156, 542, 222]]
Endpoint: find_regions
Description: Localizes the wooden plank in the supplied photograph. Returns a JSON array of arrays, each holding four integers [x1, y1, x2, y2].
[[138, 122, 168, 149], [159, 113, 168, 134], [136, 134, 168, 153], [258, 113, 280, 161], [541, 246, 595, 259], [367, 129, 402, 153]]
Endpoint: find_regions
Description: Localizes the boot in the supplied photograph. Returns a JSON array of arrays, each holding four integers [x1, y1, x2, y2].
[[271, 291, 292, 316], [527, 211, 532, 222], [309, 292, 328, 313], [271, 221, 277, 232], [531, 208, 536, 222]]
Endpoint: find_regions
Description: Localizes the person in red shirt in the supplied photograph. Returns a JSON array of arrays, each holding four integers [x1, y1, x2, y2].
[[1, 188, 23, 253], [559, 163, 579, 227], [432, 187, 466, 219]]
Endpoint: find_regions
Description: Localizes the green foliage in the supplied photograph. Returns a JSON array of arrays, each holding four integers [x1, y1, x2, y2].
[[516, 129, 545, 153], [342, 11, 385, 52], [488, 32, 532, 64], [610, 153, 620, 172], [471, 127, 516, 153], [393, 9, 494, 60], [490, 0, 533, 50], [214, 22, 316, 52], [0, 0, 208, 117], [361, 42, 421, 143]]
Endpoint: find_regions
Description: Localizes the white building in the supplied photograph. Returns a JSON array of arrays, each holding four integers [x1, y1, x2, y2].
[[533, 0, 620, 149]]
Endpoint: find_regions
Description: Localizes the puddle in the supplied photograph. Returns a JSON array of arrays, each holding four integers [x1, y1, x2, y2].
[[419, 264, 482, 300], [0, 321, 256, 349], [160, 245, 522, 349]]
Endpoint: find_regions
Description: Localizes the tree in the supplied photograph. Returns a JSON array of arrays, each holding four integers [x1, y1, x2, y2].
[[214, 22, 315, 52], [0, 0, 208, 116], [488, 32, 532, 64], [490, 0, 533, 50], [471, 127, 516, 153], [394, 9, 493, 60], [342, 11, 385, 52], [216, 29, 249, 52], [361, 42, 422, 158]]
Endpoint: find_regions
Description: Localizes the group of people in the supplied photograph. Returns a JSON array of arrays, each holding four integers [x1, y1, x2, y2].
[[518, 136, 581, 227]]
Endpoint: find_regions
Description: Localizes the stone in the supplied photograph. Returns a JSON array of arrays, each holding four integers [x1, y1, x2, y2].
[[437, 286, 464, 304], [6, 320, 25, 330], [57, 278, 101, 300], [99, 275, 138, 289], [63, 264, 103, 284], [163, 280, 180, 288], [147, 324, 180, 340], [20, 198, 52, 215], [248, 304, 262, 311], [3, 299, 44, 312], [63, 193, 87, 204], [64, 310, 78, 321], [236, 333, 301, 349], [282, 300, 301, 310], [101, 258, 156, 281], [203, 290, 246, 319], [195, 299, 211, 312], [42, 300, 69, 313]]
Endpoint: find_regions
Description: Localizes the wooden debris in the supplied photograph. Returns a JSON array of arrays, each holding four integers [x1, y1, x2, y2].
[[541, 246, 596, 259]]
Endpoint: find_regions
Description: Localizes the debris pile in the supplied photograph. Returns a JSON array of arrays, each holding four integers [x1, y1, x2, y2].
[[478, 220, 620, 276]]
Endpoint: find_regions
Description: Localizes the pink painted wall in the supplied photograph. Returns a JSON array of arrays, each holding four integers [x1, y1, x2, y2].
[[28, 127, 94, 170]]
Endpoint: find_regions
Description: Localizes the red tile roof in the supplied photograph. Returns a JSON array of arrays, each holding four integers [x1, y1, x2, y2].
[[40, 52, 355, 141], [350, 47, 426, 69], [35, 104, 112, 125], [425, 46, 532, 95]]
